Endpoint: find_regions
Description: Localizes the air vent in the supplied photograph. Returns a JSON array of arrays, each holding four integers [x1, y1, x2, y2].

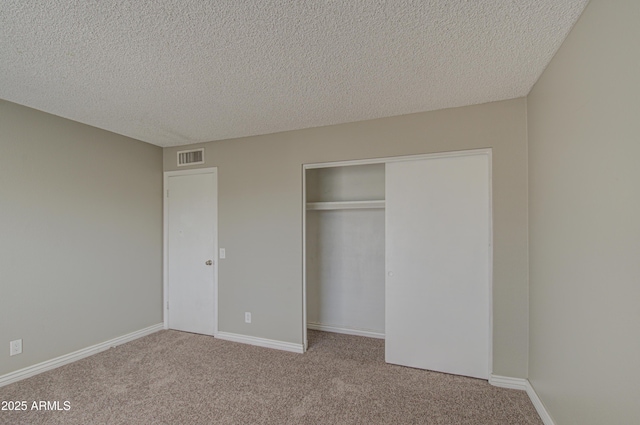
[[177, 148, 204, 166]]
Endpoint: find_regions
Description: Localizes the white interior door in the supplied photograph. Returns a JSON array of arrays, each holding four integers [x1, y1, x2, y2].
[[385, 153, 490, 379], [167, 170, 217, 336]]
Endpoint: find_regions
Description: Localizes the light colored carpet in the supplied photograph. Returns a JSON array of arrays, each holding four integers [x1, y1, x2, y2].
[[0, 330, 542, 424]]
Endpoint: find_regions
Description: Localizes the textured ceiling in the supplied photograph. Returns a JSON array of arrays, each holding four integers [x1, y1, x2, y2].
[[0, 1, 588, 147]]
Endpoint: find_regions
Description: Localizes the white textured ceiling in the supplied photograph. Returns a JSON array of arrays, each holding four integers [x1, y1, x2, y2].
[[1, 1, 588, 147]]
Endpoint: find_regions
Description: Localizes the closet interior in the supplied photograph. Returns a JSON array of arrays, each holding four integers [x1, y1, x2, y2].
[[305, 163, 386, 339]]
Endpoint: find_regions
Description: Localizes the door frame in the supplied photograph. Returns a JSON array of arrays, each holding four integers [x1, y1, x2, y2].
[[163, 167, 219, 334], [302, 149, 493, 376]]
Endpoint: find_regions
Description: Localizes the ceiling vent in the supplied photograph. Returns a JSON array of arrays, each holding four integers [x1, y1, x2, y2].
[[177, 148, 204, 166]]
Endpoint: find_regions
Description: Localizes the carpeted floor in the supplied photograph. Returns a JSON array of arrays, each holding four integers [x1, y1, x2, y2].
[[0, 330, 542, 424]]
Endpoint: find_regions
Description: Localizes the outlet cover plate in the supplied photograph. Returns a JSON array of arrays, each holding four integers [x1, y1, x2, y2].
[[10, 339, 22, 356]]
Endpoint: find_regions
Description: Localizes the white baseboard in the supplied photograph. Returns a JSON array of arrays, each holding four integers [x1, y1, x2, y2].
[[489, 374, 528, 390], [0, 323, 164, 388], [525, 380, 556, 425], [490, 375, 555, 425], [307, 322, 385, 339], [216, 332, 304, 354]]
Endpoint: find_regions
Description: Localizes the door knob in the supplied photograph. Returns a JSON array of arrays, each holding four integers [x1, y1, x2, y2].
[[205, 260, 213, 266]]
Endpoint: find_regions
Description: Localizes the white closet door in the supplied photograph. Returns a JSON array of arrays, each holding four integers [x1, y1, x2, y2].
[[385, 153, 490, 379]]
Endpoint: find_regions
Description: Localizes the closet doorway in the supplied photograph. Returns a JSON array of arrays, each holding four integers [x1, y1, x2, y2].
[[303, 149, 492, 380], [305, 163, 386, 339]]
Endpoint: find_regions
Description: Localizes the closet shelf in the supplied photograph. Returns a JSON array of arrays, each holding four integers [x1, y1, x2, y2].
[[306, 200, 385, 210]]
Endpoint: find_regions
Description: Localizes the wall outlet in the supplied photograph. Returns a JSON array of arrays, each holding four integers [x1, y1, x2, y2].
[[244, 312, 251, 323], [10, 339, 22, 356]]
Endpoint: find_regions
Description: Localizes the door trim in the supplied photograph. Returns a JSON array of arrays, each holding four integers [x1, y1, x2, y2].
[[163, 167, 219, 335], [302, 148, 492, 376]]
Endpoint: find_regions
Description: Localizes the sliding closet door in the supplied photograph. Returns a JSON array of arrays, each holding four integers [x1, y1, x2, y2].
[[385, 153, 490, 379]]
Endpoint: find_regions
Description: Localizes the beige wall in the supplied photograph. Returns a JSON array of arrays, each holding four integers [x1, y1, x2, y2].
[[527, 0, 640, 423], [0, 100, 163, 376], [164, 98, 529, 378]]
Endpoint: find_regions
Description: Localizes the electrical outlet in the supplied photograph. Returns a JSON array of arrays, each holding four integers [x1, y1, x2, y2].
[[10, 339, 22, 356], [244, 312, 251, 323]]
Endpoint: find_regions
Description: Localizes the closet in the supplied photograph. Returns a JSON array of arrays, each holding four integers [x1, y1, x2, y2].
[[304, 150, 491, 380], [305, 163, 386, 338]]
